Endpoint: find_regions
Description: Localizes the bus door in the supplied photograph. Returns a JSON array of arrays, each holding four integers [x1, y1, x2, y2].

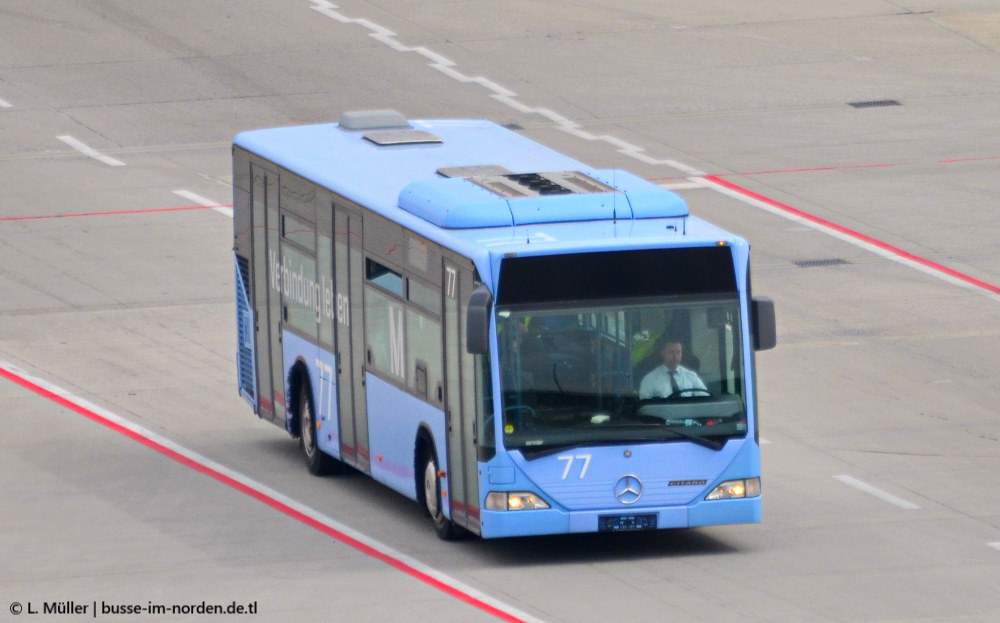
[[334, 205, 370, 473], [250, 162, 283, 424], [443, 259, 481, 533]]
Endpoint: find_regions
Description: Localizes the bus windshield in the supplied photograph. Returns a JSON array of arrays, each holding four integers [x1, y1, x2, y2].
[[497, 295, 747, 454]]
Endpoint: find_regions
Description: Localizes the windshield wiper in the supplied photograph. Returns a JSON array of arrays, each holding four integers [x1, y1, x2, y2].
[[511, 425, 728, 458], [663, 427, 726, 451], [516, 444, 578, 459], [516, 437, 649, 459]]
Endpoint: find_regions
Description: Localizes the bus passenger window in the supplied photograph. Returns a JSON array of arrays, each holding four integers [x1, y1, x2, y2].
[[366, 258, 403, 297]]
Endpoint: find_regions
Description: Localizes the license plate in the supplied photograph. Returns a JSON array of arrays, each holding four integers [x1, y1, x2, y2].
[[598, 513, 658, 532]]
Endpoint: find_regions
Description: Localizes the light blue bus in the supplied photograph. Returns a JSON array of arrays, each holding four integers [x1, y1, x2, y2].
[[232, 110, 776, 539]]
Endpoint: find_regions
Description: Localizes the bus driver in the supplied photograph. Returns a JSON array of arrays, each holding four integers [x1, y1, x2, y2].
[[638, 336, 707, 399]]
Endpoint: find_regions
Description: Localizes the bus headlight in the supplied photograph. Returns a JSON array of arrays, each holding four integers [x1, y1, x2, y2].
[[485, 491, 551, 511], [705, 478, 760, 500]]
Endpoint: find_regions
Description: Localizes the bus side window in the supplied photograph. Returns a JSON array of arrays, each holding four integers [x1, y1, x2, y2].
[[408, 312, 442, 403], [364, 287, 406, 382], [367, 258, 403, 297]]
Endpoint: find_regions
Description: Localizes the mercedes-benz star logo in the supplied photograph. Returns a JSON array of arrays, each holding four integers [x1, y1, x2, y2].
[[614, 475, 643, 504]]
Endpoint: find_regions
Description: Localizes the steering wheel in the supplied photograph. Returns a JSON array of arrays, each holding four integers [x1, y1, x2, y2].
[[666, 387, 711, 399]]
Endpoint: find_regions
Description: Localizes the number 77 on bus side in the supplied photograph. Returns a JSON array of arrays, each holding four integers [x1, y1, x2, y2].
[[232, 110, 776, 539]]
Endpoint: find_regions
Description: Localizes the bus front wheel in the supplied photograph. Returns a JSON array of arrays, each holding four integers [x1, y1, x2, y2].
[[422, 452, 456, 540]]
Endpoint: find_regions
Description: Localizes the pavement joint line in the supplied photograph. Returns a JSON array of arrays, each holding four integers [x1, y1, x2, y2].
[[0, 205, 224, 222], [173, 189, 233, 217], [0, 359, 545, 623], [834, 475, 920, 510], [56, 135, 126, 167]]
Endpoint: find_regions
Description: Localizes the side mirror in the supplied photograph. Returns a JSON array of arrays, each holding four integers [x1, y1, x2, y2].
[[752, 297, 776, 351], [466, 285, 493, 355]]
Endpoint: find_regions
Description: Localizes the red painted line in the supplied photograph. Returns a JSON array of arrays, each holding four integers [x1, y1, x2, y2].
[[727, 161, 896, 177], [0, 204, 232, 222], [650, 154, 1000, 182], [703, 175, 1000, 296], [0, 364, 529, 623], [938, 155, 999, 164]]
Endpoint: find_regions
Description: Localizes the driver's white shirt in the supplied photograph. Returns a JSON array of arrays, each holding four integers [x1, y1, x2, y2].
[[638, 364, 707, 399]]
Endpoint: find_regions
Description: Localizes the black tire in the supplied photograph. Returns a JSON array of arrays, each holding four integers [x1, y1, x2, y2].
[[298, 381, 341, 476], [421, 450, 456, 540]]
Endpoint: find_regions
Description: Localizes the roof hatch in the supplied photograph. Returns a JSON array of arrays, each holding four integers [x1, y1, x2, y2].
[[338, 109, 442, 146], [363, 130, 442, 146], [338, 109, 410, 130]]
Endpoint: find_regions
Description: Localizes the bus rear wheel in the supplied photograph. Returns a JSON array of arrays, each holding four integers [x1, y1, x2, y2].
[[422, 452, 456, 540], [298, 382, 341, 476]]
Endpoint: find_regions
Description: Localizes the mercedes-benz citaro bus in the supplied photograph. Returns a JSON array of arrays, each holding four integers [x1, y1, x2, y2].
[[232, 110, 776, 539]]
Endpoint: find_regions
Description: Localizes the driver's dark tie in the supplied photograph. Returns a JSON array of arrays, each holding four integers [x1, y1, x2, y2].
[[669, 370, 680, 394]]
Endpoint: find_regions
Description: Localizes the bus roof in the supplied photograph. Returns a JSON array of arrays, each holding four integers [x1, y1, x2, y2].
[[234, 114, 691, 226], [233, 113, 746, 276]]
